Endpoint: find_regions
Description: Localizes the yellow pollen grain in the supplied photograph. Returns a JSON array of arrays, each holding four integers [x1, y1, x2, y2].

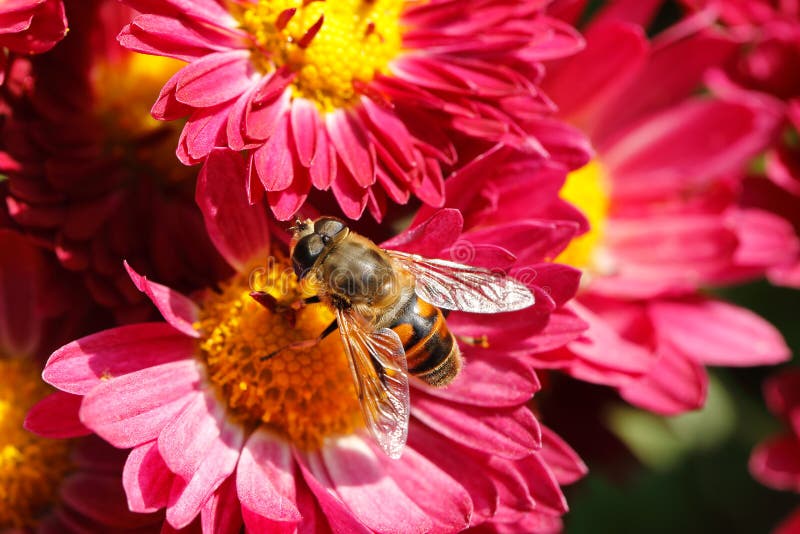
[[195, 254, 363, 450], [236, 0, 405, 112], [0, 358, 72, 529], [555, 160, 611, 269]]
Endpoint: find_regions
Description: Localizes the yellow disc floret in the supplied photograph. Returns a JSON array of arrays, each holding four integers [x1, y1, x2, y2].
[[555, 160, 611, 270], [195, 254, 363, 450], [236, 0, 404, 112], [0, 357, 71, 529]]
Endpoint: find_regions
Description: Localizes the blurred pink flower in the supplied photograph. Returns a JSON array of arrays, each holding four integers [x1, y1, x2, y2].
[[0, 229, 165, 532], [34, 148, 587, 532], [116, 0, 590, 220], [429, 4, 796, 416], [0, 0, 67, 56], [0, 0, 231, 323], [750, 369, 800, 534], [682, 0, 800, 288]]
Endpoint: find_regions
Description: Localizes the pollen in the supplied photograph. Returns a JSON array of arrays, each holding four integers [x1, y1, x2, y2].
[[236, 0, 405, 112], [195, 254, 363, 450], [0, 357, 72, 529], [555, 160, 611, 271]]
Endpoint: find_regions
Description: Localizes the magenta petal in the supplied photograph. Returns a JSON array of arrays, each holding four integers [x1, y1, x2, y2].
[[24, 391, 90, 438], [764, 371, 800, 422], [201, 476, 243, 534], [382, 208, 463, 257], [123, 440, 175, 513], [166, 422, 243, 530], [327, 110, 376, 188], [254, 112, 295, 191], [237, 429, 300, 526], [619, 346, 708, 415], [178, 103, 231, 164], [43, 323, 195, 395], [330, 162, 369, 219], [314, 436, 433, 532], [296, 451, 372, 534], [422, 355, 539, 408], [267, 166, 311, 220], [648, 299, 791, 366], [750, 434, 800, 493], [540, 425, 587, 485], [175, 50, 252, 107], [197, 149, 271, 270], [125, 262, 200, 338], [290, 98, 318, 167], [379, 445, 471, 532], [80, 361, 201, 448], [413, 395, 541, 459], [515, 453, 568, 514], [310, 125, 337, 189], [0, 229, 44, 356]]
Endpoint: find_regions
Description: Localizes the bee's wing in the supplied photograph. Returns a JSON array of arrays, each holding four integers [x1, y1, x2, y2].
[[335, 307, 410, 459], [386, 250, 534, 313]]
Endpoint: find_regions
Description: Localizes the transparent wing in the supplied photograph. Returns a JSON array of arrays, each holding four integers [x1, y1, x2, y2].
[[386, 250, 534, 313], [335, 308, 410, 459]]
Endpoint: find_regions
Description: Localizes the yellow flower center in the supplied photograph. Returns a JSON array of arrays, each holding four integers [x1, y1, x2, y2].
[[91, 53, 191, 183], [555, 160, 610, 270], [195, 254, 363, 450], [0, 358, 72, 529], [236, 0, 405, 112]]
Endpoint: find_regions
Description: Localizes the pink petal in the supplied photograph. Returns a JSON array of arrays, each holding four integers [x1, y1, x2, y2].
[[379, 445, 471, 532], [314, 436, 433, 532], [360, 96, 416, 169], [60, 473, 159, 530], [179, 102, 231, 164], [124, 440, 175, 513], [80, 360, 201, 448], [421, 355, 539, 408], [151, 68, 192, 120], [648, 299, 791, 366], [125, 262, 200, 338], [119, 14, 230, 63], [245, 87, 291, 141], [407, 421, 498, 522], [514, 453, 568, 515], [750, 434, 800, 492], [24, 391, 90, 438], [175, 50, 252, 107], [201, 476, 243, 534], [539, 425, 588, 485], [381, 208, 463, 257], [413, 395, 541, 459], [327, 110, 376, 188], [237, 430, 301, 526], [43, 323, 195, 395], [310, 124, 337, 189], [254, 112, 295, 191], [197, 148, 271, 270], [267, 167, 311, 220], [330, 162, 369, 219], [290, 98, 318, 167], [619, 345, 708, 415], [464, 220, 579, 264], [296, 452, 372, 534]]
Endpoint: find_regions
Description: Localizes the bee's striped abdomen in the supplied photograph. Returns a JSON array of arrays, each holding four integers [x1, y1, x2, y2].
[[389, 293, 461, 387]]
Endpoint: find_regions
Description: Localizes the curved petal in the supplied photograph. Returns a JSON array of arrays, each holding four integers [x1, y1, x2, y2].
[[201, 475, 243, 534], [175, 50, 252, 107], [382, 208, 464, 257], [197, 149, 271, 270], [24, 391, 90, 438], [123, 440, 175, 513], [125, 262, 200, 338]]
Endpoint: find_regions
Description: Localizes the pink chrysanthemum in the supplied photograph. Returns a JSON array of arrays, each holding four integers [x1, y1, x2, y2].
[[116, 0, 590, 220], [540, 4, 796, 413], [36, 148, 587, 532], [1, 0, 231, 322], [0, 229, 165, 532], [0, 0, 66, 56], [750, 369, 800, 534], [681, 0, 800, 288]]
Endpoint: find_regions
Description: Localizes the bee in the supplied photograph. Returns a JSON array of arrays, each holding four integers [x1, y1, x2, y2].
[[253, 217, 534, 458]]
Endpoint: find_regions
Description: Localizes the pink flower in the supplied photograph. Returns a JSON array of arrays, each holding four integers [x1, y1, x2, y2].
[[0, 229, 165, 532], [750, 369, 800, 533], [681, 0, 800, 288], [116, 0, 590, 220], [0, 0, 67, 56], [424, 4, 795, 415], [36, 148, 587, 532], [1, 0, 231, 323]]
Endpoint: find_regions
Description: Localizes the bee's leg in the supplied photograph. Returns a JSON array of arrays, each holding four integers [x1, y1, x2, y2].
[[250, 291, 280, 312], [457, 334, 489, 348], [260, 319, 338, 361]]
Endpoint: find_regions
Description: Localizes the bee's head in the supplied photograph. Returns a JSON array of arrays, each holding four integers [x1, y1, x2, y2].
[[290, 217, 348, 280]]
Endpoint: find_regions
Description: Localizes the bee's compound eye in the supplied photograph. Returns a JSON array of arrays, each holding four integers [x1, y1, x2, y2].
[[314, 218, 346, 239], [292, 234, 325, 279]]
